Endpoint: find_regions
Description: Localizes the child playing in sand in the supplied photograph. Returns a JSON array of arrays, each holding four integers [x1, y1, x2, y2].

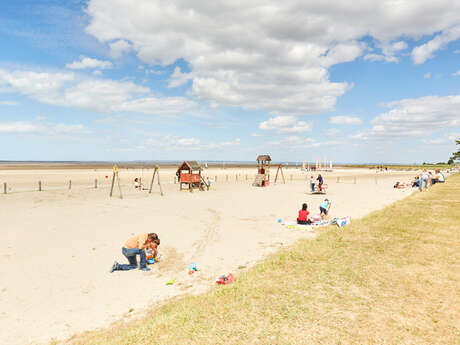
[[110, 233, 159, 272], [310, 176, 315, 192], [146, 238, 160, 263], [297, 203, 312, 224], [134, 178, 143, 190], [320, 199, 331, 219]]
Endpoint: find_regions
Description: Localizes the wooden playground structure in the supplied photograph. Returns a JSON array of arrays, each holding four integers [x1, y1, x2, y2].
[[253, 155, 271, 187], [177, 161, 209, 192]]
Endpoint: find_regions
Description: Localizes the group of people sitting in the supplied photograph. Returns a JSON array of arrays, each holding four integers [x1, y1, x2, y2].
[[399, 169, 445, 191], [110, 232, 160, 272], [297, 199, 331, 224]]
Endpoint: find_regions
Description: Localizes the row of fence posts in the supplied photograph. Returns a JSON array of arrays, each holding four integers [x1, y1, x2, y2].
[[2, 175, 380, 194], [2, 179, 99, 194]]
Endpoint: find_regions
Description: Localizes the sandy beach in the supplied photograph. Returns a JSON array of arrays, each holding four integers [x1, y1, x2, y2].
[[0, 166, 420, 345]]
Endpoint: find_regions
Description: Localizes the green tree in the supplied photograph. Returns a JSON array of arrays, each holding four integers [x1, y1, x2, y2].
[[451, 139, 460, 162]]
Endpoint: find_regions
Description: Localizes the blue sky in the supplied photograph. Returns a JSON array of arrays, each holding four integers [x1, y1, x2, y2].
[[0, 0, 459, 163]]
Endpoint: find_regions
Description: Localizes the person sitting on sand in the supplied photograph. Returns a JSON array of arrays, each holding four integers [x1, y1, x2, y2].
[[297, 203, 312, 224], [110, 233, 159, 272], [431, 169, 445, 184], [411, 176, 419, 188], [316, 174, 323, 191], [320, 198, 331, 219]]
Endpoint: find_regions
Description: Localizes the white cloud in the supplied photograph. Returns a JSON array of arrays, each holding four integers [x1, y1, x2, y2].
[[352, 94, 460, 140], [66, 56, 113, 69], [453, 70, 460, 76], [329, 115, 363, 125], [168, 67, 193, 88], [109, 40, 132, 58], [259, 116, 313, 134], [84, 1, 460, 115], [0, 121, 87, 134], [424, 72, 432, 79], [454, 50, 460, 54], [0, 100, 17, 105], [412, 25, 460, 64], [325, 128, 341, 136], [92, 70, 102, 76], [140, 135, 240, 151], [423, 133, 459, 145], [364, 40, 408, 63], [268, 135, 341, 149], [364, 54, 399, 63], [0, 68, 197, 116]]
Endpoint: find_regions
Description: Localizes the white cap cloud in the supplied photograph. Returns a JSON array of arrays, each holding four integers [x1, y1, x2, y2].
[[259, 116, 313, 134], [0, 68, 197, 116], [66, 56, 113, 69], [84, 0, 460, 116], [351, 94, 460, 140], [329, 116, 363, 125]]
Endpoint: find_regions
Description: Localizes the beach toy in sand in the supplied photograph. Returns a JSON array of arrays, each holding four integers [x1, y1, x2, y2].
[[277, 218, 282, 223], [105, 175, 108, 179], [216, 273, 235, 285], [166, 278, 176, 285], [188, 262, 200, 275]]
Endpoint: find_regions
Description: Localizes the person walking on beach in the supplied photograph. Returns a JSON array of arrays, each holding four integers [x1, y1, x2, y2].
[[310, 175, 315, 192], [420, 169, 429, 191], [110, 233, 159, 272]]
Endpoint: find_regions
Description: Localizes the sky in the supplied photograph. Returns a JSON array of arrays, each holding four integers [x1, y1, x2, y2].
[[0, 0, 459, 163]]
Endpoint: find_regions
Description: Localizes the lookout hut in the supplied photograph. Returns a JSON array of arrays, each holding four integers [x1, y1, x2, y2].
[[177, 161, 208, 191], [253, 154, 271, 187]]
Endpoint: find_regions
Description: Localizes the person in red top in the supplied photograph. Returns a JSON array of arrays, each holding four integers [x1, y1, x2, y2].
[[297, 203, 312, 224]]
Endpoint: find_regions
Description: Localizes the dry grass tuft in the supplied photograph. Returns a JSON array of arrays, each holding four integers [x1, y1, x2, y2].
[[64, 175, 460, 345]]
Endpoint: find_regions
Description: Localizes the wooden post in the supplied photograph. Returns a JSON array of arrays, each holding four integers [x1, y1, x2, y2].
[[354, 177, 357, 184], [109, 165, 122, 198], [236, 174, 238, 182], [38, 181, 42, 191], [109, 172, 115, 197], [94, 179, 98, 189], [215, 175, 217, 182], [226, 175, 228, 182], [149, 166, 164, 196], [116, 172, 123, 199], [69, 180, 72, 190], [245, 174, 248, 180], [3, 182, 6, 194], [336, 177, 339, 183]]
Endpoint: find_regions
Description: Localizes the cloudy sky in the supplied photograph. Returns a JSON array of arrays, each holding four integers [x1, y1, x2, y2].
[[0, 0, 459, 163]]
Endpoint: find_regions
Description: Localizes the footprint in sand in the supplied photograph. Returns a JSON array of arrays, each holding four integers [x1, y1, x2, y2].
[[191, 208, 221, 258]]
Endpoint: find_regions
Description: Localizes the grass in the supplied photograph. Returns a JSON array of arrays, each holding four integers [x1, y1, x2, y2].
[[64, 175, 460, 345]]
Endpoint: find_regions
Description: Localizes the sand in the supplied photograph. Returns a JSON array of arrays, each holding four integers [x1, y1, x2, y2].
[[0, 167, 421, 345]]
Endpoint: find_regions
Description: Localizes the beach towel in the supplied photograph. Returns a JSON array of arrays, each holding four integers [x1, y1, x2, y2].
[[282, 220, 329, 231], [333, 216, 351, 227]]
